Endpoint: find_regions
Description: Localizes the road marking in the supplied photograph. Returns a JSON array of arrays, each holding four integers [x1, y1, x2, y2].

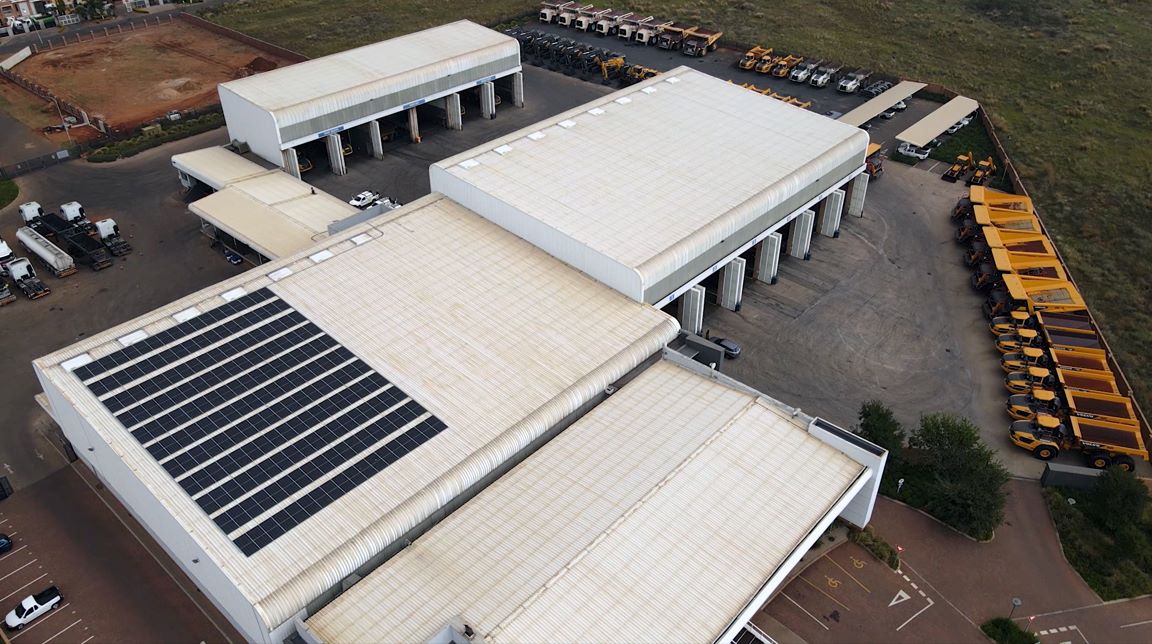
[[899, 560, 980, 629], [927, 162, 941, 173], [799, 575, 851, 611], [0, 559, 38, 581], [0, 574, 48, 602], [0, 544, 30, 561], [1039, 631, 1048, 635], [917, 590, 926, 598], [80, 636, 95, 644], [896, 597, 934, 631], [40, 618, 82, 644], [0, 518, 8, 525], [909, 582, 918, 589], [10, 602, 70, 640], [1059, 627, 1069, 632], [825, 576, 841, 589], [850, 556, 866, 569], [889, 590, 911, 607], [1120, 618, 1152, 629], [826, 556, 870, 593], [781, 592, 829, 631]]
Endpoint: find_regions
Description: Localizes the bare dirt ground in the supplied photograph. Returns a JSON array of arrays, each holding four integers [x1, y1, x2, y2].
[[14, 22, 294, 130]]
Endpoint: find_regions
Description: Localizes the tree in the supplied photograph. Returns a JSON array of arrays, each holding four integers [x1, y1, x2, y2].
[[908, 413, 1011, 540], [856, 400, 905, 454], [1088, 466, 1149, 535]]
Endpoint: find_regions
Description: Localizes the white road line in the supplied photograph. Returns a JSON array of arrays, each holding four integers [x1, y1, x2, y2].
[[781, 592, 829, 631], [0, 544, 30, 561], [0, 559, 38, 581], [1059, 626, 1069, 632], [1039, 630, 1049, 635], [902, 574, 910, 582], [0, 518, 10, 525], [79, 636, 94, 644], [910, 582, 918, 589], [1120, 618, 1152, 629], [40, 618, 82, 644], [926, 162, 942, 173], [899, 561, 980, 629], [896, 597, 935, 632], [10, 603, 70, 640], [7, 531, 18, 537], [0, 574, 48, 602], [917, 590, 926, 598]]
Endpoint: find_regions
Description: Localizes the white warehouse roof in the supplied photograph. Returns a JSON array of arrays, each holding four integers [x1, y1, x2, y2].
[[171, 146, 271, 191], [305, 359, 868, 644], [218, 20, 521, 154], [34, 194, 677, 633], [432, 66, 869, 305]]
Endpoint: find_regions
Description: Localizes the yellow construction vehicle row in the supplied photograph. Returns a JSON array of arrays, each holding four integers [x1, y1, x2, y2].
[[730, 81, 812, 109], [952, 186, 1148, 470]]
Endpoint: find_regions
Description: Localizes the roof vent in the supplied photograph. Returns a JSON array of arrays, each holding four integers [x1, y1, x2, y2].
[[117, 330, 149, 347], [173, 307, 201, 323], [527, 131, 546, 141], [558, 119, 576, 129], [614, 96, 632, 105], [268, 267, 293, 282], [664, 76, 681, 84], [457, 159, 480, 169], [641, 87, 657, 95], [587, 107, 606, 116], [494, 144, 513, 155], [220, 287, 247, 302], [309, 250, 335, 264], [351, 233, 372, 246]]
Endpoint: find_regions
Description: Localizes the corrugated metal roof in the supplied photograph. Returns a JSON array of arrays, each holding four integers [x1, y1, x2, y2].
[[432, 67, 867, 298], [35, 194, 679, 630], [189, 188, 320, 259], [896, 96, 980, 147], [838, 80, 927, 127], [305, 359, 864, 644], [218, 20, 519, 128], [170, 146, 272, 191]]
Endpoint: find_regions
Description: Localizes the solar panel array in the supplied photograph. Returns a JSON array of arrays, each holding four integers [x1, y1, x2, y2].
[[74, 288, 446, 556]]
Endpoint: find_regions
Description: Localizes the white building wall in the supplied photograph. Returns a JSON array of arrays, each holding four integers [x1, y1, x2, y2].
[[807, 417, 888, 528], [34, 366, 276, 644], [429, 165, 646, 301], [219, 85, 284, 168]]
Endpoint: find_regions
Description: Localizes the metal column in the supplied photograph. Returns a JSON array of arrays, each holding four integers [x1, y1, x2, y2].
[[408, 107, 421, 143], [754, 232, 782, 284], [325, 134, 346, 176], [369, 120, 385, 160], [788, 210, 815, 260], [846, 173, 869, 217], [512, 71, 525, 107], [718, 257, 746, 311], [281, 148, 301, 179], [818, 189, 845, 238], [480, 81, 497, 119], [446, 93, 463, 130], [677, 285, 705, 335]]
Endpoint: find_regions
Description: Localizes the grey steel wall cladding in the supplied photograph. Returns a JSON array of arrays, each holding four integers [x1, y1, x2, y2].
[[643, 154, 862, 304], [278, 56, 520, 144]]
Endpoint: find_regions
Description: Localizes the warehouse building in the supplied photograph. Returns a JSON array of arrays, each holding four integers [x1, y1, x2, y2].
[[218, 20, 524, 177], [34, 194, 884, 644], [172, 146, 360, 262], [432, 66, 872, 333]]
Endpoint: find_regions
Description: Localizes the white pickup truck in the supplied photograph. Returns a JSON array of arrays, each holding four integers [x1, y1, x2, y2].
[[4, 586, 62, 630]]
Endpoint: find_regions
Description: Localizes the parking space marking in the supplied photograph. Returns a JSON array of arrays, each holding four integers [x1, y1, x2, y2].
[[895, 597, 935, 631], [0, 574, 48, 602], [825, 555, 871, 593], [40, 618, 82, 644], [1037, 625, 1088, 644], [79, 636, 94, 644], [0, 544, 30, 561], [0, 559, 38, 581], [798, 575, 852, 611], [10, 602, 70, 640], [780, 592, 829, 631], [1121, 618, 1152, 629]]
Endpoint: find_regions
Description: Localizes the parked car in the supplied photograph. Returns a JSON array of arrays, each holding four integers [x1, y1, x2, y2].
[[823, 110, 844, 120], [892, 99, 908, 111], [223, 249, 244, 266], [712, 337, 742, 359], [4, 587, 62, 631], [0, 534, 11, 554], [370, 196, 403, 211], [898, 142, 930, 160], [348, 190, 382, 209], [880, 109, 898, 119], [945, 120, 966, 135]]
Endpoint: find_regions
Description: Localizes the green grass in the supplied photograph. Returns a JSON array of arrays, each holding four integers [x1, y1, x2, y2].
[[1044, 487, 1152, 599], [0, 179, 18, 210], [204, 0, 1152, 415], [982, 617, 1037, 644]]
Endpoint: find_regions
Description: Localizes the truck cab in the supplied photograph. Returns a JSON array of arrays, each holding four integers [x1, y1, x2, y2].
[[594, 10, 632, 36], [574, 7, 609, 31], [1009, 415, 1064, 460], [18, 202, 45, 227], [790, 61, 821, 83], [556, 3, 590, 27], [615, 16, 652, 41], [0, 239, 13, 276], [59, 201, 95, 234]]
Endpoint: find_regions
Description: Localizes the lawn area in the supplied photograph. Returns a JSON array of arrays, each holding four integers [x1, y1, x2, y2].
[[0, 179, 18, 210], [203, 0, 1152, 414]]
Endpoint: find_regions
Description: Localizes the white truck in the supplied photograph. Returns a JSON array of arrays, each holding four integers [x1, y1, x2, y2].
[[5, 258, 48, 300], [594, 9, 632, 36], [18, 201, 47, 234], [616, 15, 653, 41], [0, 239, 14, 277], [4, 586, 62, 630], [94, 219, 132, 256], [5, 16, 34, 34], [837, 69, 872, 93], [809, 63, 843, 88], [59, 201, 95, 235], [539, 1, 575, 24], [16, 227, 76, 278], [789, 60, 822, 83]]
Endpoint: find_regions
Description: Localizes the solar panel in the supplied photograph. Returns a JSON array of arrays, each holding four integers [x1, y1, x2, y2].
[[78, 288, 446, 556]]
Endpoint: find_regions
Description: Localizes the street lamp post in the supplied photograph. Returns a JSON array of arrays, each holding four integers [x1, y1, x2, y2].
[[51, 97, 73, 146]]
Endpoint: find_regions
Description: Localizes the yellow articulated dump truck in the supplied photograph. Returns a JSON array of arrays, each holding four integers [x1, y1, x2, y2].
[[965, 227, 1056, 267], [972, 248, 1067, 291], [983, 275, 1085, 319], [1005, 365, 1120, 395], [956, 205, 1045, 244], [1010, 415, 1147, 471]]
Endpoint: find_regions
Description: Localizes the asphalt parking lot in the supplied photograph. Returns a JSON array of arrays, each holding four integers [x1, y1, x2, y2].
[[0, 466, 237, 643]]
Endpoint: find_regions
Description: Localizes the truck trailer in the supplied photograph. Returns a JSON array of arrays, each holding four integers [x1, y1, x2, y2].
[[16, 227, 76, 278]]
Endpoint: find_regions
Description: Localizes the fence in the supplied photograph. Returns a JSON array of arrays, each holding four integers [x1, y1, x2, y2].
[[176, 13, 310, 63], [0, 147, 82, 180], [0, 64, 100, 130], [29, 13, 176, 53]]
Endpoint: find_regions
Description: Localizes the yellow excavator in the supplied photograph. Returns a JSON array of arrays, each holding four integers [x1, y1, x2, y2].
[[599, 55, 627, 84], [942, 151, 975, 183]]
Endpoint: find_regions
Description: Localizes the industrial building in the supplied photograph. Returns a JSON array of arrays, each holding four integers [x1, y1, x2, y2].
[[35, 193, 884, 644], [218, 20, 524, 177], [172, 146, 359, 261], [432, 66, 872, 332]]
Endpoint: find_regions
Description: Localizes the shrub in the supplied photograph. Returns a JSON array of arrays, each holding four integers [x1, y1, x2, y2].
[[889, 152, 921, 165], [981, 617, 1035, 644], [87, 113, 224, 162], [1087, 466, 1149, 535], [856, 400, 905, 454], [848, 526, 900, 569]]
